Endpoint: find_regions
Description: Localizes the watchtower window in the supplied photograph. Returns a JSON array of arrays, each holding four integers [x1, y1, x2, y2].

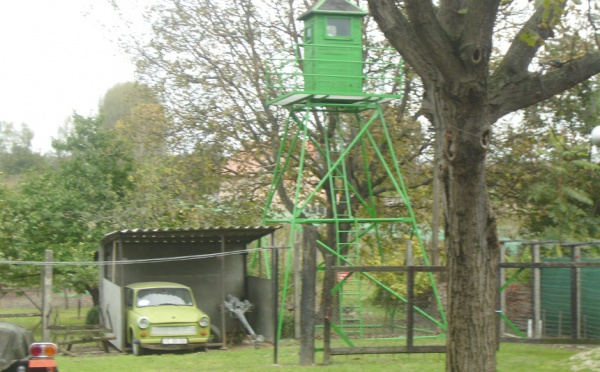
[[327, 18, 351, 37], [305, 26, 312, 42]]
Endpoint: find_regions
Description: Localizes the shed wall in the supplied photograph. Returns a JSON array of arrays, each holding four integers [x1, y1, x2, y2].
[[100, 240, 249, 342]]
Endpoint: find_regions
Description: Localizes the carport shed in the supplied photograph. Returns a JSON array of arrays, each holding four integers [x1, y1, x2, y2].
[[98, 226, 279, 351]]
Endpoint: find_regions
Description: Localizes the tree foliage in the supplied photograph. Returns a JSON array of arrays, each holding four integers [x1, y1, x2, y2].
[[0, 114, 135, 303], [0, 81, 261, 299], [114, 0, 432, 231], [488, 75, 600, 241], [0, 121, 46, 178], [99, 81, 160, 130]]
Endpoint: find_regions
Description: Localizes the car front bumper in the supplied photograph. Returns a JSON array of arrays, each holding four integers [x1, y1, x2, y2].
[[136, 337, 210, 350]]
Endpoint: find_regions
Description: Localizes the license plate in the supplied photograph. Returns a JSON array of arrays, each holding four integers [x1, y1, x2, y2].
[[162, 338, 188, 345]]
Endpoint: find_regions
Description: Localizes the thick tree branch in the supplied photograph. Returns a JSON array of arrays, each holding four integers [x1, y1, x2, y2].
[[367, 0, 437, 81], [438, 0, 463, 37], [492, 2, 565, 82], [489, 53, 600, 121], [404, 0, 461, 79], [460, 0, 500, 61]]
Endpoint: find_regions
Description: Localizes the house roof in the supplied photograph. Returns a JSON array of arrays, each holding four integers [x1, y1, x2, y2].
[[299, 0, 368, 20], [100, 226, 280, 245]]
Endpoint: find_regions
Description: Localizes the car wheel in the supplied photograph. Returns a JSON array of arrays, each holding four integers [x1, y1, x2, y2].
[[131, 333, 144, 357], [210, 324, 222, 343]]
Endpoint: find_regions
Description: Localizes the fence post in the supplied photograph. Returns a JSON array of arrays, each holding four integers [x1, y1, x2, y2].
[[532, 244, 541, 338], [220, 235, 227, 349], [406, 240, 414, 349], [294, 242, 301, 339], [406, 266, 415, 349], [571, 246, 581, 341], [42, 249, 53, 342], [499, 243, 506, 336], [273, 247, 279, 365]]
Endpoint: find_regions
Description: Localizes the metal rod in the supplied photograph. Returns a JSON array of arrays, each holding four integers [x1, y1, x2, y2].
[[273, 247, 279, 365], [221, 235, 227, 349]]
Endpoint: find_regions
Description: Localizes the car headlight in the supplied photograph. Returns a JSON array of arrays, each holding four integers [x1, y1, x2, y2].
[[137, 316, 150, 329], [199, 317, 209, 327]]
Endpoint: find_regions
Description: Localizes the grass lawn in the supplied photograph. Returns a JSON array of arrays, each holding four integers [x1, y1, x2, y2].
[[2, 307, 594, 371], [51, 341, 591, 372]]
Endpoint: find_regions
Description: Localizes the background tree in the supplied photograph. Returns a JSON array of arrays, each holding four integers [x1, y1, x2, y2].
[[488, 77, 600, 241], [0, 114, 135, 304], [0, 121, 46, 180], [99, 81, 159, 130], [0, 79, 260, 301], [113, 0, 430, 222], [366, 0, 600, 370], [101, 81, 252, 228], [113, 1, 433, 362]]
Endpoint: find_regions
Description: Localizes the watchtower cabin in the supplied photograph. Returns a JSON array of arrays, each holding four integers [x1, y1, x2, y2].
[[300, 0, 366, 95], [266, 0, 401, 107]]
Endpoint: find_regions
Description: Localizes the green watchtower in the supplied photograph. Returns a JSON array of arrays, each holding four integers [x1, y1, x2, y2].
[[264, 0, 447, 346], [299, 0, 367, 94]]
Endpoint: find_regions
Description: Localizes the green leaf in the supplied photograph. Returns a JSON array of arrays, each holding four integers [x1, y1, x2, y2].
[[562, 186, 593, 206]]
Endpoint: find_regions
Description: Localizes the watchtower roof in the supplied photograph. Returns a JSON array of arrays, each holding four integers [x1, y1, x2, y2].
[[299, 0, 368, 20]]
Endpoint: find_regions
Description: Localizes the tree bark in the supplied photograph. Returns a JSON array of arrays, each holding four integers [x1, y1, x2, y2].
[[428, 79, 499, 371], [85, 284, 100, 307], [299, 225, 319, 365], [367, 1, 600, 370]]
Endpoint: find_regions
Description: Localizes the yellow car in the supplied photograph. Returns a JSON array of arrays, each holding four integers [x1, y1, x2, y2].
[[124, 282, 211, 356]]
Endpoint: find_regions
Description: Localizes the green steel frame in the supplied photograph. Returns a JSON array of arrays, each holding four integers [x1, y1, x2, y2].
[[263, 28, 446, 342], [262, 99, 447, 341]]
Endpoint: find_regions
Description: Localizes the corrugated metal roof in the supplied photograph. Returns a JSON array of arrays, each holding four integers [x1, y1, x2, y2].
[[100, 226, 280, 245]]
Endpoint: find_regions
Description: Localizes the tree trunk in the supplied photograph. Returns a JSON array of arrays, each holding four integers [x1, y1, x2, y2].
[[299, 225, 319, 365], [432, 86, 500, 371], [85, 284, 100, 307]]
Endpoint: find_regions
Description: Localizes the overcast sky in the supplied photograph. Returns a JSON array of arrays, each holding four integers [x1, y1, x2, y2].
[[0, 0, 136, 153]]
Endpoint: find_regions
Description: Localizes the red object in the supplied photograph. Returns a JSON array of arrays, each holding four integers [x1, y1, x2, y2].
[[29, 344, 43, 357], [29, 358, 57, 369], [338, 272, 352, 281]]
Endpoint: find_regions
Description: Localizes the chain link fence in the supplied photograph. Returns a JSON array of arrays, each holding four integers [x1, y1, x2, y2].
[[500, 242, 600, 343], [313, 266, 447, 355]]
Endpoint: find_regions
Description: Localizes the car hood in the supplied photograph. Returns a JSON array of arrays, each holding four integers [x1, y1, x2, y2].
[[132, 306, 207, 324]]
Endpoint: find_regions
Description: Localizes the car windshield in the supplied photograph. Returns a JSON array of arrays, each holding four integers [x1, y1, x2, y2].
[[136, 287, 194, 307]]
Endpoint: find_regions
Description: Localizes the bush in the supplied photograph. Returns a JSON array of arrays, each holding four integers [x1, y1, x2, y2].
[[85, 306, 100, 325], [280, 311, 295, 339]]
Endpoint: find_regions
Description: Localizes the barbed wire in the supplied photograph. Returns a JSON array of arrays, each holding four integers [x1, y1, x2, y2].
[[0, 246, 290, 267]]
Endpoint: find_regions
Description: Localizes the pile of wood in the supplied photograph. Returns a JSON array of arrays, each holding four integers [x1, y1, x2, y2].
[[48, 325, 115, 355]]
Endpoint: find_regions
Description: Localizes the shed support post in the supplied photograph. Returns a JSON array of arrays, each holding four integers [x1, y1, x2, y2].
[[42, 250, 53, 342]]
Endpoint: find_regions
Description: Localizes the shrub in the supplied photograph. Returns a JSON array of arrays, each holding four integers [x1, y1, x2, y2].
[[85, 306, 100, 325]]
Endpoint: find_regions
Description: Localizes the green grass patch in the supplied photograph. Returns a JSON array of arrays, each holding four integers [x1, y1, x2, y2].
[[52, 341, 590, 372], [0, 306, 93, 339], [1, 307, 592, 371]]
